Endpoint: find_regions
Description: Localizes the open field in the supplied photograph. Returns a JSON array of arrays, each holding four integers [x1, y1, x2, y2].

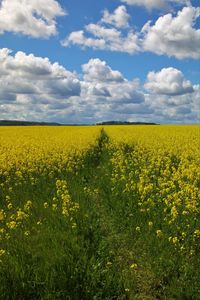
[[0, 125, 200, 300]]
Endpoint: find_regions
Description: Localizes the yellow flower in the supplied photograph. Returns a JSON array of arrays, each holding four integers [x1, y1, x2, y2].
[[0, 209, 5, 221], [16, 209, 28, 221], [148, 221, 153, 228], [24, 200, 32, 211], [190, 249, 195, 256], [182, 210, 188, 215], [0, 228, 5, 234], [52, 204, 57, 211], [6, 221, 17, 229], [5, 195, 10, 202], [156, 230, 163, 238], [43, 202, 49, 208], [5, 233, 10, 240], [7, 203, 12, 210], [172, 237, 178, 244], [130, 263, 138, 269], [194, 229, 200, 237], [72, 223, 77, 229], [0, 249, 6, 257]]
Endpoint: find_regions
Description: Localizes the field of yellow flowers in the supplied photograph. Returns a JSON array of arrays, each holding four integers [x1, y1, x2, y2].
[[0, 125, 200, 299]]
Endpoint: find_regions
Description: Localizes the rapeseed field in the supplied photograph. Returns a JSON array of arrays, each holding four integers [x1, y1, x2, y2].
[[0, 125, 199, 299]]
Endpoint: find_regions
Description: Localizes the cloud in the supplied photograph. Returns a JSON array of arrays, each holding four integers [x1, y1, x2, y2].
[[81, 58, 144, 104], [0, 50, 147, 123], [107, 81, 145, 104], [0, 49, 198, 124], [62, 25, 139, 54], [142, 7, 200, 59], [119, 0, 190, 10], [82, 82, 111, 97], [0, 0, 65, 38], [110, 103, 153, 115], [61, 6, 140, 54], [0, 48, 80, 103], [143, 67, 199, 123], [101, 5, 130, 28], [192, 85, 200, 120], [145, 84, 199, 123], [0, 91, 16, 102], [82, 58, 124, 83], [62, 30, 106, 49], [145, 67, 194, 96], [62, 5, 199, 60], [120, 0, 168, 10]]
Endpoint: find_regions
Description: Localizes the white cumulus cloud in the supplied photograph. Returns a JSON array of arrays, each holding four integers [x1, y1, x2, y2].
[[142, 7, 200, 59], [62, 5, 200, 60], [0, 48, 80, 104], [61, 6, 140, 54], [82, 58, 124, 83], [81, 58, 145, 105], [0, 0, 65, 38], [144, 69, 199, 124], [145, 67, 194, 96], [120, 0, 190, 10], [0, 49, 199, 124], [0, 50, 147, 123], [101, 5, 130, 28]]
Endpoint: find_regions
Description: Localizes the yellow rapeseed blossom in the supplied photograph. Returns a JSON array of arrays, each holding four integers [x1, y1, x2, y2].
[[0, 125, 199, 267], [52, 204, 58, 211], [37, 220, 42, 226], [43, 202, 49, 209], [130, 263, 138, 269], [24, 200, 32, 212], [7, 203, 12, 210], [54, 179, 80, 220], [156, 230, 163, 238], [148, 221, 153, 228], [0, 126, 101, 250], [172, 237, 178, 244], [0, 249, 6, 262], [0, 126, 100, 178], [0, 209, 5, 221], [0, 249, 6, 257], [16, 209, 28, 221], [107, 125, 199, 255], [6, 221, 17, 230], [194, 230, 200, 237]]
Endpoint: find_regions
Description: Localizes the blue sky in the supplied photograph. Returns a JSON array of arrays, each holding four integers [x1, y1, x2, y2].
[[0, 0, 199, 123]]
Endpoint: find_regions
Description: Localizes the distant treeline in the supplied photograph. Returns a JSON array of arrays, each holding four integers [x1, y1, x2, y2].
[[0, 120, 60, 126], [96, 121, 159, 125], [0, 120, 159, 126]]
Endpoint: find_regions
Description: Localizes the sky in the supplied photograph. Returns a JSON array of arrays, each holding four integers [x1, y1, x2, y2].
[[0, 0, 199, 124]]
